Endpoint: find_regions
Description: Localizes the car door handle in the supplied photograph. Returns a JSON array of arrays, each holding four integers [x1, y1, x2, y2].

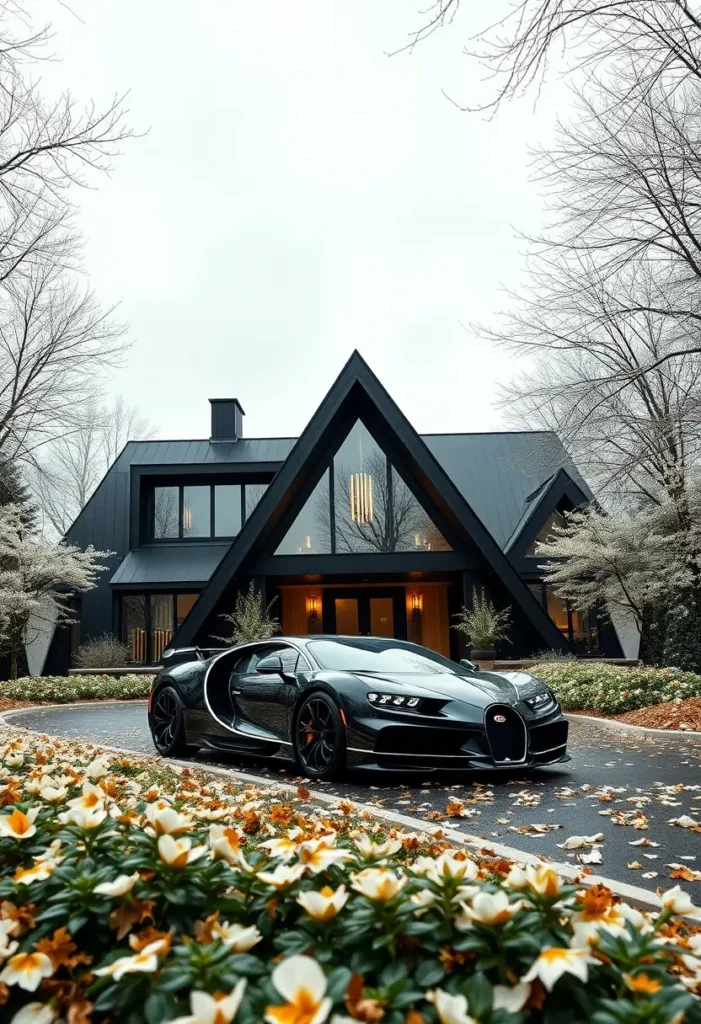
[[230, 689, 241, 695]]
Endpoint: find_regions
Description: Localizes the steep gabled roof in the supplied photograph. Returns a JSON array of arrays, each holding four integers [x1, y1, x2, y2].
[[505, 467, 593, 558], [173, 351, 570, 652]]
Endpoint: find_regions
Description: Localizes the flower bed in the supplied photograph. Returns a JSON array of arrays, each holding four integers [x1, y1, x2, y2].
[[0, 675, 152, 710], [530, 661, 701, 716], [0, 730, 700, 1021]]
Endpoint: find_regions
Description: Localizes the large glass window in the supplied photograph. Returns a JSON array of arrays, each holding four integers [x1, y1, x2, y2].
[[275, 471, 332, 554], [154, 487, 179, 539], [183, 486, 211, 538], [151, 481, 266, 540], [123, 595, 147, 664], [215, 484, 242, 536], [245, 482, 267, 518], [542, 583, 599, 652], [527, 510, 567, 556], [122, 592, 199, 663], [274, 419, 451, 555]]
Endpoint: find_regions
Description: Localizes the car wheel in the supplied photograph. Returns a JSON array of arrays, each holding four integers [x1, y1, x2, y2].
[[150, 685, 197, 758], [294, 691, 346, 781]]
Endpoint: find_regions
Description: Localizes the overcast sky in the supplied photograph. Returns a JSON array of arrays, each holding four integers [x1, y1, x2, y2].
[[35, 1, 565, 442]]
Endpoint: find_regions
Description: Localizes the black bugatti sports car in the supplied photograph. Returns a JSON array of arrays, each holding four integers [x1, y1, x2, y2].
[[147, 636, 569, 780]]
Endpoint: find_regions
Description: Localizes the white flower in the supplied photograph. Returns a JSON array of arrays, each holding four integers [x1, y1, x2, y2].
[[298, 837, 354, 874], [350, 868, 406, 902], [504, 863, 562, 899], [413, 852, 479, 886], [57, 805, 107, 829], [521, 947, 598, 991], [93, 939, 168, 981], [208, 824, 247, 866], [265, 955, 332, 1024], [10, 1003, 57, 1024], [259, 828, 304, 862], [157, 834, 208, 869], [212, 921, 262, 951], [256, 863, 306, 889], [0, 807, 39, 840], [4, 753, 24, 768], [0, 952, 54, 992], [168, 981, 247, 1024], [353, 834, 402, 860], [410, 888, 439, 915], [12, 857, 61, 886], [145, 800, 193, 836], [86, 757, 110, 779], [66, 782, 105, 813], [427, 989, 476, 1024], [93, 872, 140, 897], [661, 886, 701, 917], [297, 885, 349, 921], [39, 784, 68, 803], [455, 891, 523, 928], [0, 921, 19, 961], [493, 983, 530, 1013]]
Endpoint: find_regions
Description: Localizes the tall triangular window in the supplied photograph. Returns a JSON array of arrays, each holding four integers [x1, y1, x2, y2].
[[527, 509, 567, 556], [275, 420, 451, 555]]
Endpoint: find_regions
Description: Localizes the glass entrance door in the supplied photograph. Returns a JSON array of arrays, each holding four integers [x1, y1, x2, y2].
[[322, 589, 406, 639]]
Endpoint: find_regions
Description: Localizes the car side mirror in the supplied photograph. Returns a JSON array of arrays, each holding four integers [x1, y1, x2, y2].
[[460, 658, 477, 672], [256, 654, 284, 674]]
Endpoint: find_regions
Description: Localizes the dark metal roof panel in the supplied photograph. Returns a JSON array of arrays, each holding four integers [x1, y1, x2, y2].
[[126, 438, 296, 465], [422, 432, 592, 549], [110, 543, 231, 586]]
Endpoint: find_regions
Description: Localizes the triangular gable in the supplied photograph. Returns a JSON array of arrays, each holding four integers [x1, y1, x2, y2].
[[173, 351, 570, 652], [505, 468, 591, 559]]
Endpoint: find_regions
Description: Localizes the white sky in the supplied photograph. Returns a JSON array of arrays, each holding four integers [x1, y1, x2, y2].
[[35, 1, 566, 441]]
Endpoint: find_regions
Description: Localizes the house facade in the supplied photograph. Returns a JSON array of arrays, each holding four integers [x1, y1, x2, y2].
[[44, 352, 623, 674]]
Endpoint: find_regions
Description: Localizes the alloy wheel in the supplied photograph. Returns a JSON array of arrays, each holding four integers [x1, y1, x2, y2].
[[297, 697, 336, 773], [152, 690, 177, 749]]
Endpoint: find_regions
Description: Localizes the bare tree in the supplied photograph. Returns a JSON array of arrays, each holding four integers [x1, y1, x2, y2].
[[32, 396, 155, 535], [0, 1, 134, 466], [405, 1, 701, 113]]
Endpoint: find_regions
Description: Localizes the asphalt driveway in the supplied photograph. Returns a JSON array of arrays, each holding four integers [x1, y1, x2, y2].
[[5, 702, 701, 893]]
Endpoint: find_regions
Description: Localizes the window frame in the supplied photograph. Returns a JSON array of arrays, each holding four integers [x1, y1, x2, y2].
[[151, 482, 264, 542], [120, 591, 200, 664]]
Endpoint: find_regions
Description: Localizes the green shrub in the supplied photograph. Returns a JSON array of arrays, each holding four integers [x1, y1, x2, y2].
[[530, 661, 701, 715], [0, 673, 152, 703]]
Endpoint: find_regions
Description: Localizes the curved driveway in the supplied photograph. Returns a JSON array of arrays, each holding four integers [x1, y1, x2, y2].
[[5, 702, 701, 893]]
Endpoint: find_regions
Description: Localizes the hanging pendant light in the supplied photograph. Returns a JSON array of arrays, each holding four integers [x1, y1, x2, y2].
[[349, 426, 373, 523]]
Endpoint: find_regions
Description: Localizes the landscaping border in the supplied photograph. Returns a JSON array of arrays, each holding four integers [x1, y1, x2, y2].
[[570, 711, 701, 739], [0, 700, 667, 911]]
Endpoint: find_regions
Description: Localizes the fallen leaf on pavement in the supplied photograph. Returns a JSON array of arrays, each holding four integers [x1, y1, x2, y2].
[[557, 833, 604, 850]]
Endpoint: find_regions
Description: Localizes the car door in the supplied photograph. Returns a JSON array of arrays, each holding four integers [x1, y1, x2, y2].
[[232, 643, 302, 741]]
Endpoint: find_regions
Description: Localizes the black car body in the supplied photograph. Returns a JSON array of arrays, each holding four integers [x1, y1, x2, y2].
[[147, 636, 569, 779]]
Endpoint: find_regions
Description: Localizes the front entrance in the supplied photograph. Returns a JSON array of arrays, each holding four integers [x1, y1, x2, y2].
[[322, 587, 407, 639]]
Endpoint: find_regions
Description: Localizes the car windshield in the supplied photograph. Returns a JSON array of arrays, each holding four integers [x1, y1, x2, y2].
[[307, 638, 464, 674]]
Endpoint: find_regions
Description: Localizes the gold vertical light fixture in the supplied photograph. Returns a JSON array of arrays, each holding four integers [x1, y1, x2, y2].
[[183, 506, 193, 532], [349, 426, 374, 523]]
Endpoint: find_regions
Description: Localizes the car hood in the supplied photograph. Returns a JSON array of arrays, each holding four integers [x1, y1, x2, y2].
[[348, 669, 545, 709]]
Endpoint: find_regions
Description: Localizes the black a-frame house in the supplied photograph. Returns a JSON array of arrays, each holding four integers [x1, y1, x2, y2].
[[172, 351, 570, 658]]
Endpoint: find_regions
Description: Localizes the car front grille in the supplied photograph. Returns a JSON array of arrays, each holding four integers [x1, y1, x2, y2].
[[528, 719, 568, 756], [374, 726, 473, 756], [485, 704, 527, 764]]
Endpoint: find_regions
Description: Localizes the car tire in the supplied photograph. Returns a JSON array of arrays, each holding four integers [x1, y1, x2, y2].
[[293, 691, 347, 781], [150, 685, 198, 758]]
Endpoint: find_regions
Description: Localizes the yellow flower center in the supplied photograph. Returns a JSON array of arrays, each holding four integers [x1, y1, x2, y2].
[[7, 810, 31, 835], [266, 989, 320, 1024], [320, 886, 334, 898], [12, 952, 44, 973], [624, 972, 662, 994], [541, 947, 574, 963]]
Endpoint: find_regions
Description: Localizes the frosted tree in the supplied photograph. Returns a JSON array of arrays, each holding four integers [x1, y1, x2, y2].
[[0, 502, 111, 678]]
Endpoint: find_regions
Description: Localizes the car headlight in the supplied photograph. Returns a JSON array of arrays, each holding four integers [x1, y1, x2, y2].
[[367, 692, 422, 709], [525, 690, 554, 709]]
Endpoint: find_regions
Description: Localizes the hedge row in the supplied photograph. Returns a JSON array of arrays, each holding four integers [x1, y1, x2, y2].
[[530, 661, 701, 715], [0, 674, 152, 704]]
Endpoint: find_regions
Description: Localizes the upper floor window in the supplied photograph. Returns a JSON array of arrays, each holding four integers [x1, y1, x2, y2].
[[526, 510, 567, 556], [152, 481, 265, 540]]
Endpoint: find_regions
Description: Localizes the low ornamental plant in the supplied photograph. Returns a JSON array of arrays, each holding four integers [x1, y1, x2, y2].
[[73, 634, 131, 670], [530, 661, 701, 716], [452, 589, 511, 652], [0, 675, 152, 704], [0, 732, 700, 1022]]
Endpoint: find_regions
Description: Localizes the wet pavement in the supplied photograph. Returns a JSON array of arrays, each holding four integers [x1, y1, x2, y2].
[[6, 702, 701, 892]]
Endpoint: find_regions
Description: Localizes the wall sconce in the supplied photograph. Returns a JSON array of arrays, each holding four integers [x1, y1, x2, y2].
[[307, 594, 321, 634], [408, 592, 423, 644]]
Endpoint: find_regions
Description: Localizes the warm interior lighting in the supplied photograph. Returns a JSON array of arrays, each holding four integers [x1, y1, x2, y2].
[[183, 506, 192, 532], [349, 472, 373, 523], [411, 593, 422, 612], [307, 595, 320, 616]]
